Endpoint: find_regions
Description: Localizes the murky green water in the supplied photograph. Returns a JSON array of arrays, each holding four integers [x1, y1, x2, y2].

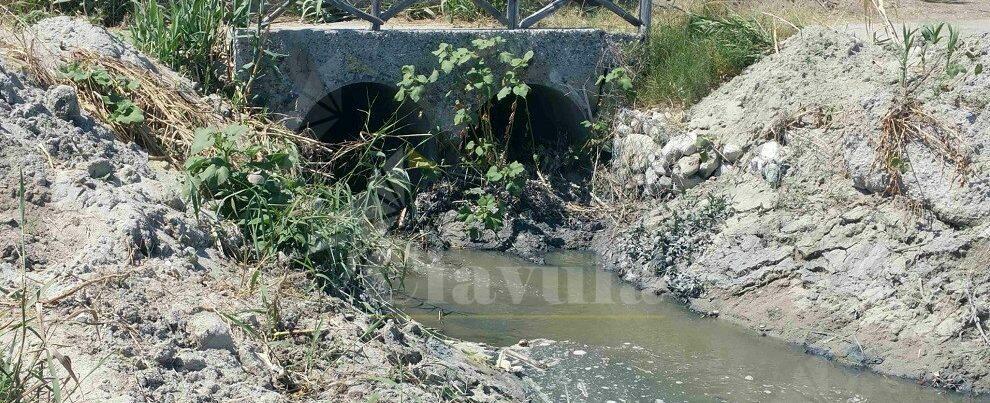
[[396, 250, 982, 402]]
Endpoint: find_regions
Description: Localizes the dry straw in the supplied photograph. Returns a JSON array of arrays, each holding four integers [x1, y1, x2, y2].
[[0, 9, 326, 166]]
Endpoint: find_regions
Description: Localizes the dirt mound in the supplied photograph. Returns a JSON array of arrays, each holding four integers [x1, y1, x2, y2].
[[601, 27, 990, 394], [0, 20, 524, 402]]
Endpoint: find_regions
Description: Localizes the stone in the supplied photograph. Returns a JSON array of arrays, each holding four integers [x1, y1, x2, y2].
[[176, 351, 208, 372], [660, 133, 697, 166], [677, 154, 701, 177], [45, 85, 80, 120], [187, 312, 236, 352], [87, 159, 113, 178], [0, 66, 24, 104], [613, 133, 661, 186], [676, 133, 699, 156], [699, 155, 720, 178], [673, 174, 704, 191], [629, 118, 643, 133], [748, 141, 788, 187], [614, 124, 633, 138], [722, 143, 744, 162]]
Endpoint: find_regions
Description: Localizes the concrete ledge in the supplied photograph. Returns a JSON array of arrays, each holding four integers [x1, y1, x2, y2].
[[233, 25, 633, 135]]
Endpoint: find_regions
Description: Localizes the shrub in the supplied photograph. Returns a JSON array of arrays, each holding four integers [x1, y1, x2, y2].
[[396, 37, 535, 238], [184, 125, 409, 299]]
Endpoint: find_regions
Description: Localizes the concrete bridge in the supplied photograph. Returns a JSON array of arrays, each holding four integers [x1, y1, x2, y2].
[[233, 25, 634, 152]]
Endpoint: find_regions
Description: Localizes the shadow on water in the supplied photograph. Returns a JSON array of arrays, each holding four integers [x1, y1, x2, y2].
[[395, 249, 981, 402]]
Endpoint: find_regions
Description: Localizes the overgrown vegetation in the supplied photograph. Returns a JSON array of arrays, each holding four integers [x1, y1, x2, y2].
[[396, 37, 537, 238], [874, 22, 980, 196], [183, 124, 410, 300], [634, 9, 779, 107], [130, 0, 258, 96], [61, 62, 145, 125]]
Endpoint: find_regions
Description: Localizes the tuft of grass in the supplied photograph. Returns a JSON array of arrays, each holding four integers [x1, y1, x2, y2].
[[875, 99, 970, 196], [873, 22, 979, 197], [634, 9, 780, 107]]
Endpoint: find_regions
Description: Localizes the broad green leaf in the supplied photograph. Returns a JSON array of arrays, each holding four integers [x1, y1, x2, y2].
[[190, 129, 215, 155]]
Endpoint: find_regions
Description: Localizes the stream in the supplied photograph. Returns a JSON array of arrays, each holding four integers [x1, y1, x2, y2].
[[395, 250, 976, 402]]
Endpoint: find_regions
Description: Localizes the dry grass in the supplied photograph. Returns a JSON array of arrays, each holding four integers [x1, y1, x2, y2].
[[874, 99, 970, 195]]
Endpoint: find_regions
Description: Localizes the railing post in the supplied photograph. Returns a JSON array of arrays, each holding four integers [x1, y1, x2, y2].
[[507, 0, 518, 29], [372, 0, 382, 30], [638, 0, 651, 36]]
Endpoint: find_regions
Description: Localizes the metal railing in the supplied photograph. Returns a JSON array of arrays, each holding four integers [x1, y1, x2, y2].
[[322, 0, 652, 34]]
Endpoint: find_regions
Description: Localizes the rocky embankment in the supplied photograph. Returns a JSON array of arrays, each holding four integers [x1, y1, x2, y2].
[[0, 19, 525, 402], [599, 27, 990, 393]]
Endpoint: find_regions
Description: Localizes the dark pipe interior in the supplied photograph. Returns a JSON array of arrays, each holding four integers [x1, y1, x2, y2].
[[301, 82, 434, 190], [481, 84, 589, 172]]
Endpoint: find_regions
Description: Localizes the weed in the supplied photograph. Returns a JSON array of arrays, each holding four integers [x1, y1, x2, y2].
[[875, 22, 980, 196], [9, 0, 131, 25], [60, 62, 145, 125], [0, 171, 86, 401], [634, 9, 779, 107], [184, 124, 407, 299], [396, 37, 537, 238], [131, 0, 255, 95]]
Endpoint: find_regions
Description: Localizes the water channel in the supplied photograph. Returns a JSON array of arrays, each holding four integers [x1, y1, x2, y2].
[[396, 249, 979, 402]]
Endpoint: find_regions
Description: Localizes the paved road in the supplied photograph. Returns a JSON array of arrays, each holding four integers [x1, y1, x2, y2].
[[834, 19, 990, 38]]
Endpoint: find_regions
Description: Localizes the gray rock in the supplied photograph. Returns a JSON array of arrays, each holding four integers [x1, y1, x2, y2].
[[676, 133, 699, 156], [748, 141, 785, 179], [87, 159, 113, 178], [673, 174, 704, 191], [187, 312, 236, 352], [660, 133, 695, 166], [677, 154, 701, 177], [45, 85, 80, 120], [0, 66, 24, 104], [722, 143, 744, 162], [699, 155, 720, 178]]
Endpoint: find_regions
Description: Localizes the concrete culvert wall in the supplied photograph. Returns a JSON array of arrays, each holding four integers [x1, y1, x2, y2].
[[301, 82, 435, 190], [482, 84, 589, 169]]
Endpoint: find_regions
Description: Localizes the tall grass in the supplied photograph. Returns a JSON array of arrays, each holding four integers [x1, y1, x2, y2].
[[634, 10, 779, 107], [130, 0, 255, 95]]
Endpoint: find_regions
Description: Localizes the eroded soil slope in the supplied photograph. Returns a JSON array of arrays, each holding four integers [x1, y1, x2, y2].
[[0, 22, 524, 402], [602, 27, 990, 393]]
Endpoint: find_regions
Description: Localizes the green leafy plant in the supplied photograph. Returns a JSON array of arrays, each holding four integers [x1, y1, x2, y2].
[[396, 37, 532, 131], [396, 37, 536, 238], [582, 66, 636, 140], [184, 124, 408, 298], [453, 159, 526, 238], [60, 63, 145, 125]]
